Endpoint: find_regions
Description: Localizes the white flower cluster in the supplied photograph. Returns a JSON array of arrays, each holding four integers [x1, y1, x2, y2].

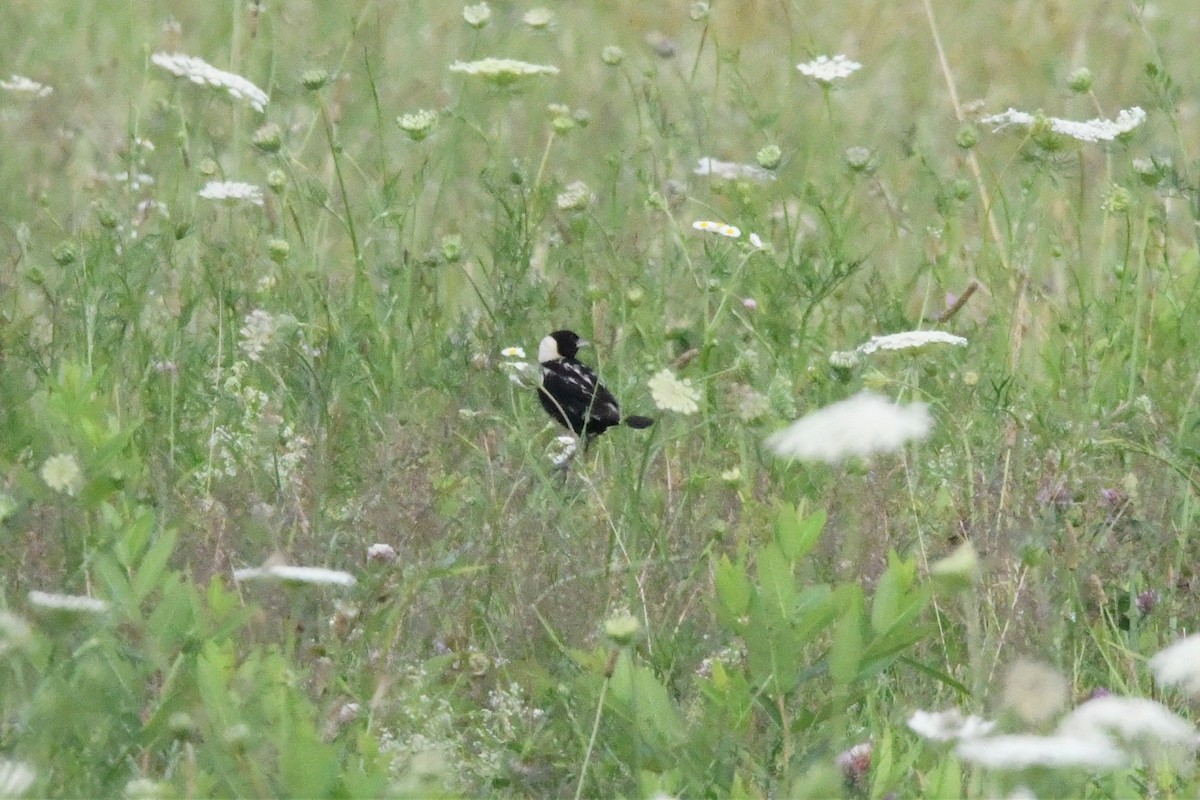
[[766, 392, 932, 463], [908, 635, 1200, 773], [1, 75, 53, 97], [449, 58, 560, 85], [198, 180, 264, 206], [233, 564, 357, 587], [796, 55, 862, 83], [555, 180, 593, 212], [152, 52, 269, 112], [982, 106, 1146, 143], [648, 369, 700, 415], [28, 590, 108, 614], [856, 330, 968, 355], [694, 157, 774, 183]]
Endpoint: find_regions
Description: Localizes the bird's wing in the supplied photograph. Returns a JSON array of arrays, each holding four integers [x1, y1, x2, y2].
[[542, 361, 622, 426]]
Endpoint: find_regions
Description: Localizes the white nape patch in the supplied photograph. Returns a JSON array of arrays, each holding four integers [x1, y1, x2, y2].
[[538, 334, 561, 363]]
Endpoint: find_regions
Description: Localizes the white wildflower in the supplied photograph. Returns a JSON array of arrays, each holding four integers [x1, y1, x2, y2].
[[367, 543, 397, 563], [648, 369, 700, 414], [907, 709, 997, 742], [1, 75, 53, 97], [692, 220, 741, 238], [238, 309, 278, 362], [556, 180, 593, 212], [523, 7, 555, 28], [1149, 633, 1200, 696], [797, 55, 862, 83], [765, 392, 932, 463], [0, 611, 33, 654], [151, 52, 269, 112], [982, 106, 1146, 143], [694, 157, 774, 183], [449, 58, 559, 87], [27, 590, 108, 614], [500, 358, 538, 389], [233, 564, 357, 587], [1059, 696, 1200, 751], [462, 1, 492, 27], [501, 346, 526, 359], [1003, 659, 1069, 725], [0, 759, 36, 798], [396, 109, 438, 142], [198, 181, 264, 206], [547, 435, 577, 467], [956, 732, 1128, 771], [40, 453, 83, 496], [856, 330, 968, 355]]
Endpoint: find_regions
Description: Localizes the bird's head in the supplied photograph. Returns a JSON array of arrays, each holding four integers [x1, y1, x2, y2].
[[539, 329, 587, 363]]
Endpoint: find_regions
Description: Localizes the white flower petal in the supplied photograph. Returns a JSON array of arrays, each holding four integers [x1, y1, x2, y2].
[[766, 392, 932, 463]]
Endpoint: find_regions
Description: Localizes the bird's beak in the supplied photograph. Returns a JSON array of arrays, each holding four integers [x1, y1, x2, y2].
[[576, 338, 590, 348]]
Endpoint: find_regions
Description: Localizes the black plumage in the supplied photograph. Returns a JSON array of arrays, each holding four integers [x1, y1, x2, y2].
[[537, 330, 654, 447]]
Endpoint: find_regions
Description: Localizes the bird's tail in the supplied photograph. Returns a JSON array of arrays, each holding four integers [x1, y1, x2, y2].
[[623, 415, 655, 429]]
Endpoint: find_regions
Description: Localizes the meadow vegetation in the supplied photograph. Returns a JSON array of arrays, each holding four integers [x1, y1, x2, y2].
[[2, 1, 1199, 797]]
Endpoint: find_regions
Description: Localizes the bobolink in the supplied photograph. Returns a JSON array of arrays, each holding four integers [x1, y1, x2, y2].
[[537, 330, 654, 448]]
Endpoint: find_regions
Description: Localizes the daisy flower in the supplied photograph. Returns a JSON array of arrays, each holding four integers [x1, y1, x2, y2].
[[692, 220, 741, 238]]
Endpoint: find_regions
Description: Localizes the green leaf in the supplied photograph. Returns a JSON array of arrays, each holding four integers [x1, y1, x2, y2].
[[756, 543, 794, 616], [775, 505, 826, 562], [714, 555, 753, 618], [828, 586, 864, 686], [609, 652, 685, 750], [870, 550, 916, 634], [132, 527, 179, 603]]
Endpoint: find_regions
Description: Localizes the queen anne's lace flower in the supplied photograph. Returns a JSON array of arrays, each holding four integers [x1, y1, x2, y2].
[[233, 565, 357, 587], [152, 52, 269, 112], [857, 330, 968, 355], [449, 58, 559, 86], [955, 732, 1128, 771], [1150, 633, 1200, 696], [462, 1, 492, 27], [198, 181, 264, 206], [797, 55, 861, 83], [28, 591, 108, 614], [907, 709, 997, 742], [766, 392, 932, 463], [694, 157, 774, 183], [649, 369, 700, 415], [41, 453, 83, 496], [982, 107, 1146, 143], [1, 75, 53, 97]]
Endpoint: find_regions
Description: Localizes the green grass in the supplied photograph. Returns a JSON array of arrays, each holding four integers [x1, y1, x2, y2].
[[2, 1, 1200, 797]]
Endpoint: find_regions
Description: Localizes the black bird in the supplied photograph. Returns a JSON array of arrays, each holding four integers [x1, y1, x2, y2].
[[537, 330, 654, 448]]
